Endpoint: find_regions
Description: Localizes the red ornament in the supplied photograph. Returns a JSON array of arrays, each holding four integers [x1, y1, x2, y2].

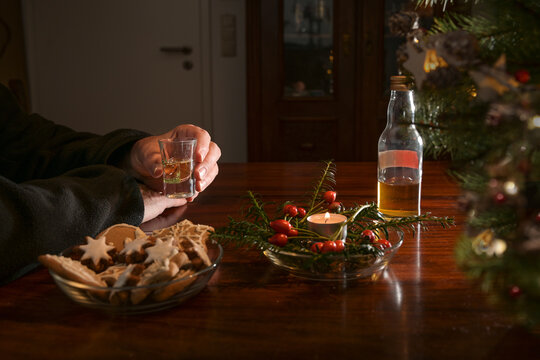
[[514, 69, 531, 84], [297, 207, 306, 218], [509, 285, 522, 298], [270, 219, 292, 234], [269, 233, 288, 247], [494, 192, 506, 204]]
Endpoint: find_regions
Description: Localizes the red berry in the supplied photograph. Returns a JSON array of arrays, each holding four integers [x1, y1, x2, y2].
[[288, 206, 298, 217], [297, 207, 306, 217], [270, 219, 292, 234], [361, 229, 376, 242], [514, 69, 530, 84], [494, 192, 506, 204], [288, 228, 298, 237], [375, 239, 391, 250], [283, 204, 298, 217], [322, 240, 337, 253], [509, 285, 522, 298], [269, 233, 288, 247], [323, 191, 337, 203], [334, 240, 345, 252], [310, 242, 324, 253], [328, 201, 343, 213]]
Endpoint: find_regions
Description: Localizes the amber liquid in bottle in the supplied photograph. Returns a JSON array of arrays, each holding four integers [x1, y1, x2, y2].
[[377, 177, 420, 217]]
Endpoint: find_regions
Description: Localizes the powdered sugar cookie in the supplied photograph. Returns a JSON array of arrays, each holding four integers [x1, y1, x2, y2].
[[78, 236, 117, 273], [118, 236, 151, 264]]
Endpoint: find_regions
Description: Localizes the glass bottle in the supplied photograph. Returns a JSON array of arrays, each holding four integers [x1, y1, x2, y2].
[[377, 76, 423, 217]]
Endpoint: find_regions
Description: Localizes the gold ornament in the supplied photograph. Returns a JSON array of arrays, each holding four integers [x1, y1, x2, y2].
[[469, 54, 520, 101], [472, 229, 507, 257]]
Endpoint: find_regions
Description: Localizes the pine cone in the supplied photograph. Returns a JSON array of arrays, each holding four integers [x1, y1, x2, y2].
[[434, 30, 479, 68], [388, 11, 419, 37]]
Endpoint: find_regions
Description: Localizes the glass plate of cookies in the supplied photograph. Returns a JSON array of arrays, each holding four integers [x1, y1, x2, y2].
[[39, 220, 222, 314]]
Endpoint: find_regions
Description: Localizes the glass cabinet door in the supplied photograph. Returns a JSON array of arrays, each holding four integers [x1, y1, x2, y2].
[[283, 0, 334, 97]]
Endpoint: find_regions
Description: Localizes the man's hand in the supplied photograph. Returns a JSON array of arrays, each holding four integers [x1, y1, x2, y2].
[[128, 124, 221, 200], [139, 184, 187, 223]]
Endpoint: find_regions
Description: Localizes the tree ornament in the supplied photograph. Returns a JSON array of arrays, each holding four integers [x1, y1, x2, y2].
[[425, 66, 461, 88], [469, 55, 520, 102], [433, 30, 479, 68], [388, 11, 419, 37], [503, 180, 519, 196], [509, 285, 522, 298], [403, 41, 429, 89], [514, 69, 531, 84], [494, 192, 506, 204], [472, 229, 507, 257]]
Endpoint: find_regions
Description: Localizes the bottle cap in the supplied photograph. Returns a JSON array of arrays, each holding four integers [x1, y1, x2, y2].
[[390, 76, 409, 91]]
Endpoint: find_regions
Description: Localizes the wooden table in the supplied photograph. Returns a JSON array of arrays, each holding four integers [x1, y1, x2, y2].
[[1, 162, 539, 359]]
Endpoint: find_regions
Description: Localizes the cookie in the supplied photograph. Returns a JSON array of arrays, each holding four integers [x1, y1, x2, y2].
[[109, 264, 145, 305], [38, 254, 106, 288], [96, 223, 146, 251], [130, 261, 179, 304], [144, 238, 179, 266], [98, 264, 128, 286], [151, 269, 196, 302], [118, 236, 151, 264], [78, 236, 117, 273]]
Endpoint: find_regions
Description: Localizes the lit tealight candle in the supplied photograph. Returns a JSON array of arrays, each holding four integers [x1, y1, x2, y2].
[[307, 212, 347, 240]]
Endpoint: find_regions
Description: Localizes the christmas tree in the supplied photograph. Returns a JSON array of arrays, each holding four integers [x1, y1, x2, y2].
[[389, 0, 540, 326]]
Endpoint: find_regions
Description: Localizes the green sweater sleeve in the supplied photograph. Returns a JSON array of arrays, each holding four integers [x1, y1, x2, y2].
[[0, 84, 148, 283]]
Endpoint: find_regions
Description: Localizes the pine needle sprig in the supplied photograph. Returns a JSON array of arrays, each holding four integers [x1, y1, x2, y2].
[[307, 160, 336, 213], [245, 191, 271, 226]]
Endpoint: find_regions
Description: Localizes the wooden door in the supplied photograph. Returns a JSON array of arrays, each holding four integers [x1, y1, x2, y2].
[[247, 0, 385, 161], [23, 0, 207, 136]]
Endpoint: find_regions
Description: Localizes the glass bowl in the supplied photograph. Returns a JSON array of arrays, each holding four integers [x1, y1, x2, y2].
[[263, 229, 403, 281], [48, 240, 223, 314]]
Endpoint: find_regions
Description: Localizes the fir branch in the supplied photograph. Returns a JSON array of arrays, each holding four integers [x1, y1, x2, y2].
[[307, 160, 336, 212], [246, 191, 270, 226]]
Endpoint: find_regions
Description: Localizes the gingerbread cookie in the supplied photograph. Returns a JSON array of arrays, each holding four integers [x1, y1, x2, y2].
[[38, 254, 106, 288], [78, 236, 117, 273], [96, 223, 146, 251], [118, 236, 151, 264]]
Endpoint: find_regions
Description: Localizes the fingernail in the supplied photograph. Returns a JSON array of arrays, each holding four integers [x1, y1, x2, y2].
[[198, 166, 207, 179]]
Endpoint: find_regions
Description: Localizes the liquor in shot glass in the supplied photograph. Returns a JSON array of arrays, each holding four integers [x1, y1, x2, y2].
[[162, 157, 195, 198]]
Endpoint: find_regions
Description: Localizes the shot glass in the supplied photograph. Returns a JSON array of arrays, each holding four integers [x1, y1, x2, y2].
[[158, 138, 197, 198]]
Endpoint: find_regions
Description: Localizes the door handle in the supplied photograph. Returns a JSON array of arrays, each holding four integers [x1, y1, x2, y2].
[[159, 46, 192, 55]]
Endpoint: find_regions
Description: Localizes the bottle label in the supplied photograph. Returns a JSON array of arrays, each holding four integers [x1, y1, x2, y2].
[[378, 150, 419, 169]]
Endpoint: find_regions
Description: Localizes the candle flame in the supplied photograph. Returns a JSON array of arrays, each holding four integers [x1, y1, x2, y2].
[[324, 212, 330, 223]]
